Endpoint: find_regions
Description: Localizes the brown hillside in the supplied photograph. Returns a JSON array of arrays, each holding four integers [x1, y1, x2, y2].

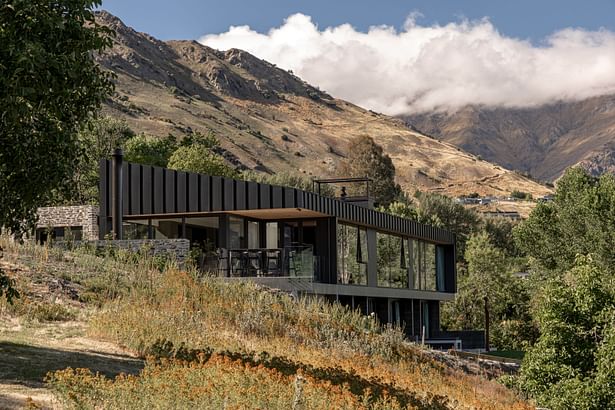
[[96, 11, 551, 198], [405, 94, 615, 182]]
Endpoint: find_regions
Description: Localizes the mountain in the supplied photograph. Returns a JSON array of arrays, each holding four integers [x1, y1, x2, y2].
[[404, 94, 615, 182], [94, 11, 551, 198]]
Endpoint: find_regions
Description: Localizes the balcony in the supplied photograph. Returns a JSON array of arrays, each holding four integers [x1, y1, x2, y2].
[[214, 245, 317, 279]]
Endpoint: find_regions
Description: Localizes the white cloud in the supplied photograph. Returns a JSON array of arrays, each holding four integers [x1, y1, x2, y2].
[[200, 13, 615, 114]]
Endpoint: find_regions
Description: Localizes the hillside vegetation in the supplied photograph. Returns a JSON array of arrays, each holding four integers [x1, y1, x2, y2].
[[94, 11, 551, 199], [0, 236, 530, 409]]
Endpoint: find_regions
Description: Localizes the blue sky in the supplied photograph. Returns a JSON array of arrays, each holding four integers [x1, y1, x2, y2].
[[100, 0, 615, 42]]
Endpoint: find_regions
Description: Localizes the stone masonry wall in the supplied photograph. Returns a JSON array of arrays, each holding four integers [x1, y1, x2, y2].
[[37, 205, 99, 240]]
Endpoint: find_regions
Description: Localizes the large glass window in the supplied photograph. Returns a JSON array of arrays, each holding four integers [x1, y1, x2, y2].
[[409, 239, 438, 291], [377, 232, 408, 288], [229, 216, 245, 249], [151, 218, 182, 239], [248, 221, 259, 248], [337, 223, 368, 285], [266, 222, 278, 249]]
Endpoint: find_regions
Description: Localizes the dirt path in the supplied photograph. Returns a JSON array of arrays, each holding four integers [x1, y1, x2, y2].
[[0, 319, 143, 409]]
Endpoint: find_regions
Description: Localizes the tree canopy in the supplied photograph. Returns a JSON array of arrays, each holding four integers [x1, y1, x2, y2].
[[517, 256, 615, 409], [340, 135, 401, 206], [515, 167, 615, 273], [0, 0, 113, 233], [167, 144, 237, 178]]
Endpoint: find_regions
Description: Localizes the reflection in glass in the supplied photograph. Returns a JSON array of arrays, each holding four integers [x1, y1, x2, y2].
[[337, 223, 367, 285]]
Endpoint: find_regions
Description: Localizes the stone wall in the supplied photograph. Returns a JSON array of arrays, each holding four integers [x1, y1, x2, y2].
[[37, 205, 99, 240]]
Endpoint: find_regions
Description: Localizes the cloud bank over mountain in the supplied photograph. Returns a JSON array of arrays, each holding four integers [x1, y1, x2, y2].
[[200, 13, 615, 114]]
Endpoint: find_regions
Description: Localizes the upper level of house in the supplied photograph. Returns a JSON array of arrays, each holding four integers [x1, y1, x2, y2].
[[98, 150, 457, 300]]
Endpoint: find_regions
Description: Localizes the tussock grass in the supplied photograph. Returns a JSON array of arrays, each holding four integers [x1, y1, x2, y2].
[[1, 235, 531, 409]]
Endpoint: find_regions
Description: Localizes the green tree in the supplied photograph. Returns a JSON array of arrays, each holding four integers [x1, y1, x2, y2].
[[441, 233, 536, 350], [515, 167, 615, 273], [167, 145, 237, 178], [518, 255, 615, 409], [124, 134, 178, 167], [340, 135, 401, 206], [52, 117, 134, 204], [0, 0, 113, 232], [0, 0, 113, 300], [413, 192, 481, 258]]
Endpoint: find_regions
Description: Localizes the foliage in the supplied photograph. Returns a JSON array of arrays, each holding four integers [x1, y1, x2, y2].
[[124, 133, 178, 167], [47, 354, 407, 410], [482, 217, 521, 258], [378, 200, 418, 220], [517, 256, 615, 409], [51, 117, 134, 204], [441, 233, 537, 350], [0, 0, 114, 234], [0, 236, 531, 409], [242, 170, 335, 196], [339, 135, 401, 206], [0, 248, 19, 304], [510, 190, 532, 200], [167, 144, 237, 178], [514, 167, 615, 273], [413, 192, 481, 258]]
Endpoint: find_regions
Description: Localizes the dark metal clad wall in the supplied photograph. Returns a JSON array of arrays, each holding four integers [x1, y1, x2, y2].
[[99, 160, 456, 244]]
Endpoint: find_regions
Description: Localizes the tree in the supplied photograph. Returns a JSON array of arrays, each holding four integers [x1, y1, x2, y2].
[[514, 167, 615, 273], [0, 0, 113, 233], [340, 135, 401, 206], [413, 192, 481, 258], [518, 255, 615, 409], [441, 233, 536, 350], [51, 117, 134, 205], [0, 0, 113, 301], [124, 133, 178, 167], [167, 145, 237, 178]]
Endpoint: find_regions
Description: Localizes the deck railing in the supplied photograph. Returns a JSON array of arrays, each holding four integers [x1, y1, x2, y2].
[[214, 245, 317, 279]]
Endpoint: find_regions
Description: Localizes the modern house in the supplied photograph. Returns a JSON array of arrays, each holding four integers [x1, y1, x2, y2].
[[92, 149, 483, 348]]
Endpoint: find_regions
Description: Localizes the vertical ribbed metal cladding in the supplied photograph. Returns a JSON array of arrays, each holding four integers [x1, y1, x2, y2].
[[188, 173, 199, 212], [164, 169, 176, 213], [129, 164, 141, 215], [211, 176, 222, 211], [176, 171, 187, 213], [235, 180, 246, 210], [142, 165, 153, 214], [199, 175, 211, 212], [99, 159, 109, 218], [284, 188, 295, 208], [223, 178, 234, 210], [259, 184, 271, 209], [296, 189, 304, 208], [247, 181, 259, 209], [122, 162, 130, 215], [272, 186, 283, 208], [153, 166, 164, 214]]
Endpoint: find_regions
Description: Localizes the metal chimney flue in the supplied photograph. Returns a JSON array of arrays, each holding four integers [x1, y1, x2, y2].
[[111, 148, 123, 240]]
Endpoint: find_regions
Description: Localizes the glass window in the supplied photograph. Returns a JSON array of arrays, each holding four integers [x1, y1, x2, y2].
[[229, 216, 245, 249], [150, 218, 182, 239], [377, 232, 408, 288], [248, 221, 259, 248], [436, 246, 446, 291], [337, 223, 368, 285], [408, 239, 439, 291], [266, 222, 278, 249], [123, 222, 148, 240]]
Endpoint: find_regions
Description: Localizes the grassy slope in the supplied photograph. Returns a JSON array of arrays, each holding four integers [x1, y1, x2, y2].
[[0, 237, 531, 409]]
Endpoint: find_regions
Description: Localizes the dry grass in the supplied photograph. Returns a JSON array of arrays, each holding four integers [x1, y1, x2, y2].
[[1, 235, 531, 409]]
